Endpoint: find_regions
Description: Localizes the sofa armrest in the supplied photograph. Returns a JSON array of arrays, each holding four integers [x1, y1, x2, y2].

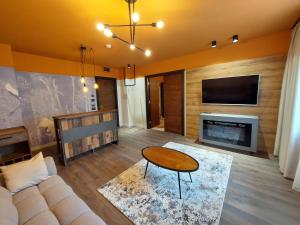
[[44, 156, 57, 176]]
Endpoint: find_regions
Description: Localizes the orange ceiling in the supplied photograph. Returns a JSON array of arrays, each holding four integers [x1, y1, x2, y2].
[[0, 0, 299, 67]]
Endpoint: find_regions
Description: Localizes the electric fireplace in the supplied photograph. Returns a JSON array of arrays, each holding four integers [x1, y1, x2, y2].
[[200, 113, 259, 152]]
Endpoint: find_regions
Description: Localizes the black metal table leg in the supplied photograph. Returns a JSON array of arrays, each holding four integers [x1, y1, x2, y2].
[[144, 161, 149, 178], [177, 172, 182, 199], [189, 172, 192, 183]]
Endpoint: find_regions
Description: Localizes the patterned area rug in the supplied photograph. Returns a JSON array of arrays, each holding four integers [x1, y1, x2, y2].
[[98, 142, 233, 225]]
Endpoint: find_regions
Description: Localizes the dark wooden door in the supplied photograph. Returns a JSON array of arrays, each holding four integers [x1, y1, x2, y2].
[[149, 76, 163, 127], [164, 72, 184, 135], [95, 77, 117, 110]]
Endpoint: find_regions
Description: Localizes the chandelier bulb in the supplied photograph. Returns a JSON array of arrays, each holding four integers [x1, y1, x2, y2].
[[130, 44, 136, 50], [132, 12, 140, 23], [145, 49, 152, 57], [104, 28, 113, 37], [156, 20, 164, 29], [80, 77, 85, 84], [96, 23, 105, 31]]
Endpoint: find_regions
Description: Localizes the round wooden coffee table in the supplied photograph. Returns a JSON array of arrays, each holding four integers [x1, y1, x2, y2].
[[142, 146, 199, 199]]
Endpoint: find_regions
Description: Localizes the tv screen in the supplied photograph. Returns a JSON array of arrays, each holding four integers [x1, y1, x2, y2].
[[202, 75, 259, 105]]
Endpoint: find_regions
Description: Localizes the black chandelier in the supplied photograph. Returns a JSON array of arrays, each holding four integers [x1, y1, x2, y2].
[[96, 0, 164, 57]]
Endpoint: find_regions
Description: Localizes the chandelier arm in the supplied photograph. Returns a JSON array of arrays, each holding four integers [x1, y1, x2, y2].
[[113, 35, 145, 52], [128, 1, 133, 44], [106, 23, 154, 28], [133, 1, 136, 43]]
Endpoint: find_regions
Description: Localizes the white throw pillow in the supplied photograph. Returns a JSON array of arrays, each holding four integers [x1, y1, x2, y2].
[[0, 152, 49, 194]]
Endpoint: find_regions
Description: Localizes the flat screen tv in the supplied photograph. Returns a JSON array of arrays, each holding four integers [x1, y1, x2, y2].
[[202, 75, 260, 105]]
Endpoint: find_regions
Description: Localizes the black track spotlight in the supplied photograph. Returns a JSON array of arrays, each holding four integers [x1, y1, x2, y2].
[[232, 34, 239, 43], [211, 40, 217, 48], [127, 64, 131, 69]]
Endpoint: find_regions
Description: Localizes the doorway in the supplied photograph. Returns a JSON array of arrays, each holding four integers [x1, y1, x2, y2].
[[149, 76, 165, 131], [95, 77, 118, 111], [145, 70, 184, 135]]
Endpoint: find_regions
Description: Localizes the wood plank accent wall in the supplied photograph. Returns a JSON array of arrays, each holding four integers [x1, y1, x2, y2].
[[186, 55, 286, 153]]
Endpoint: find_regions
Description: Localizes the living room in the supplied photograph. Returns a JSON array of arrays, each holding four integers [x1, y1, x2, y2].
[[0, 1, 300, 225]]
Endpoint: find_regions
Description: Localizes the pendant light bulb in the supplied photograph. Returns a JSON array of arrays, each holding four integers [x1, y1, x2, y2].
[[94, 83, 99, 89], [145, 49, 152, 57], [132, 12, 140, 23], [104, 28, 113, 37], [80, 77, 85, 84], [83, 83, 88, 93]]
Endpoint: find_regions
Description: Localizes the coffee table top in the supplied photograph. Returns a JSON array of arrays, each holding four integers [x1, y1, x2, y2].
[[142, 146, 199, 172]]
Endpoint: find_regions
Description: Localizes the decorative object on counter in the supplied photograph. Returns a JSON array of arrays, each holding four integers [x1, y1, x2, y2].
[[0, 126, 31, 166], [53, 110, 118, 166]]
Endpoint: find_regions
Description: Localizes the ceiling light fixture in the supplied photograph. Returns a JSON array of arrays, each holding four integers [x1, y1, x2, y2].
[[232, 34, 239, 43], [96, 0, 164, 57], [211, 40, 217, 48], [105, 43, 112, 49]]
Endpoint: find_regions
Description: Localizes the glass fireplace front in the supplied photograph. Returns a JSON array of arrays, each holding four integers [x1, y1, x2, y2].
[[203, 119, 252, 147]]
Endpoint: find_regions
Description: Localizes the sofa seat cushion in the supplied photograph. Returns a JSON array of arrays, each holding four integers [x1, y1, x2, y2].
[[15, 187, 48, 224], [23, 211, 59, 225], [12, 175, 106, 225], [70, 211, 106, 225], [0, 186, 18, 225]]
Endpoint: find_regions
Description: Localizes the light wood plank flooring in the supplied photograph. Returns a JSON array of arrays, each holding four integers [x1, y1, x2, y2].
[[45, 128, 300, 225]]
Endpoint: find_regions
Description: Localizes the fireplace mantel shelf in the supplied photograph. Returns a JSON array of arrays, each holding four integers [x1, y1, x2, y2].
[[200, 113, 259, 120]]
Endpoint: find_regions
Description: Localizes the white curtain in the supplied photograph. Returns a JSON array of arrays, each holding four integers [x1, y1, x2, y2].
[[274, 21, 300, 191]]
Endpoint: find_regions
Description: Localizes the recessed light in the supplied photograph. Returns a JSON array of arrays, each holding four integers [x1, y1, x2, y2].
[[211, 40, 217, 48], [232, 34, 239, 43], [105, 44, 112, 49]]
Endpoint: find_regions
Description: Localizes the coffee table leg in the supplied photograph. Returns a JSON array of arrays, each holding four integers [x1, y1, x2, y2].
[[144, 161, 149, 179], [189, 172, 192, 183], [177, 172, 182, 199]]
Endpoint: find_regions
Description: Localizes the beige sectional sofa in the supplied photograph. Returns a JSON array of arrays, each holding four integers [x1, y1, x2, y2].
[[0, 157, 106, 225]]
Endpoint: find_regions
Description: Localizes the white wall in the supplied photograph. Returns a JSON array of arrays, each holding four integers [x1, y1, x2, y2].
[[117, 77, 147, 128]]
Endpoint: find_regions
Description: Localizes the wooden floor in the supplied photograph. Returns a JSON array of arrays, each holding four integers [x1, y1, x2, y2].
[[46, 128, 300, 225]]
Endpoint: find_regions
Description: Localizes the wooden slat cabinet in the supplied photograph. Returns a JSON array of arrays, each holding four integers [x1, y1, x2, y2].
[[53, 110, 118, 166], [0, 126, 32, 166]]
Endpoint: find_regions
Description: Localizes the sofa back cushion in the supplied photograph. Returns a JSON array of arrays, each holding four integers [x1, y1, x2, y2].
[[0, 153, 48, 194], [0, 186, 18, 225]]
